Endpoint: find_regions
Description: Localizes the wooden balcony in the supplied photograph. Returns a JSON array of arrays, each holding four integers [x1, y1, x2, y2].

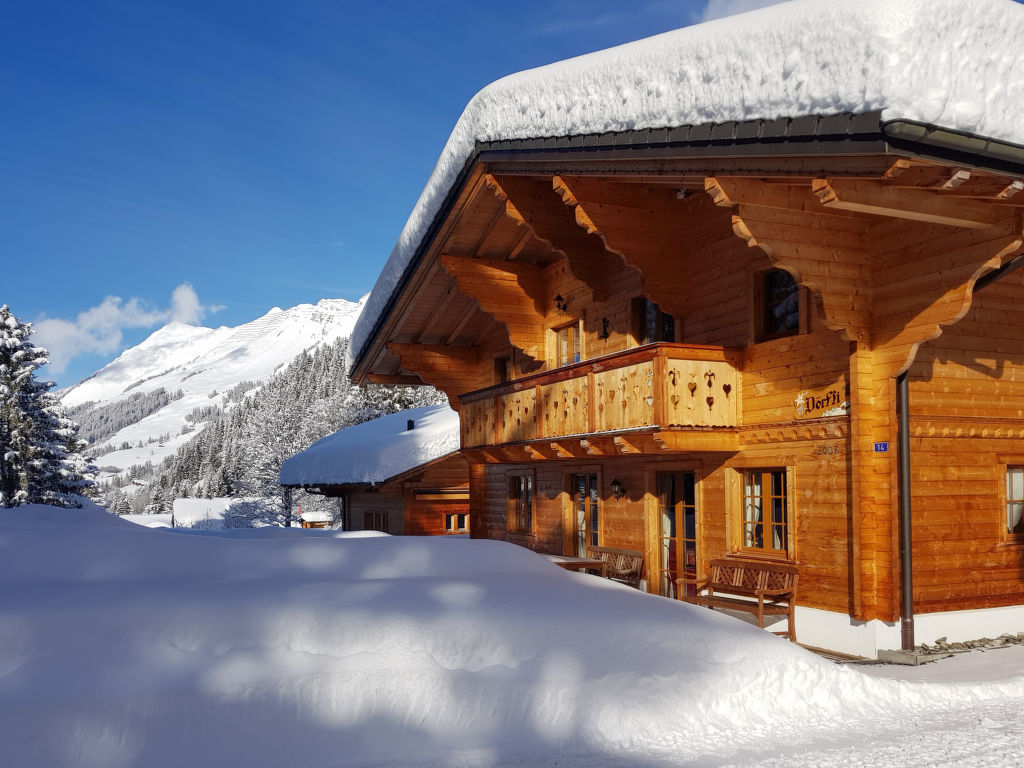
[[459, 343, 741, 453]]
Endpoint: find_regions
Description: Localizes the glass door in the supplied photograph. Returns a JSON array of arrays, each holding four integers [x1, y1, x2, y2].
[[657, 472, 698, 598], [572, 474, 599, 556]]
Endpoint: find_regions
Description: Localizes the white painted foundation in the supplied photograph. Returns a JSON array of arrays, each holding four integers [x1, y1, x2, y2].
[[761, 604, 1024, 658]]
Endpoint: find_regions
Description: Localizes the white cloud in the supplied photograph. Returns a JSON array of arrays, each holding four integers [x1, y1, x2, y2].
[[699, 0, 789, 23], [33, 283, 223, 375]]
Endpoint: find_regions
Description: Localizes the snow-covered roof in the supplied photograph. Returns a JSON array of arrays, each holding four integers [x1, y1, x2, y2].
[[299, 510, 333, 523], [349, 0, 1024, 368], [279, 404, 461, 486]]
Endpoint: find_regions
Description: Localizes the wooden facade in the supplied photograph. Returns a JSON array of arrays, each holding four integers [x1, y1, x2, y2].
[[351, 118, 1024, 655], [290, 453, 470, 536]]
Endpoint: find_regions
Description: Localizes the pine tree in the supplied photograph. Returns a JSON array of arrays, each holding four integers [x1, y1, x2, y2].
[[0, 305, 96, 508]]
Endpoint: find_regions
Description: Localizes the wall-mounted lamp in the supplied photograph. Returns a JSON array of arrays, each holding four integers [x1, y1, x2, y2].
[[554, 294, 568, 312], [598, 317, 611, 339], [610, 478, 626, 499]]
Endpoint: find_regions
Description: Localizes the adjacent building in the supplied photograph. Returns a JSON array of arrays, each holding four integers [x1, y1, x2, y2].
[[280, 405, 469, 536]]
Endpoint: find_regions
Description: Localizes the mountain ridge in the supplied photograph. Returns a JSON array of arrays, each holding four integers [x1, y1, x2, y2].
[[63, 297, 366, 479]]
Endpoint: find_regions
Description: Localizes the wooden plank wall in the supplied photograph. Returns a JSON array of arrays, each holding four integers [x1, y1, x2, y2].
[[471, 447, 854, 614], [905, 268, 1024, 612]]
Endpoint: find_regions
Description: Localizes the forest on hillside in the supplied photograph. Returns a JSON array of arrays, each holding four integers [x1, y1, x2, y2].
[[102, 337, 444, 522]]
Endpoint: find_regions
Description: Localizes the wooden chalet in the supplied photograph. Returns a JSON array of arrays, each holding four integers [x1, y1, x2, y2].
[[280, 405, 469, 536], [348, 10, 1024, 657]]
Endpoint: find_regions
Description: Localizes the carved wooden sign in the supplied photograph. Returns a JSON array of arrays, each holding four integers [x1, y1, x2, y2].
[[795, 388, 849, 419]]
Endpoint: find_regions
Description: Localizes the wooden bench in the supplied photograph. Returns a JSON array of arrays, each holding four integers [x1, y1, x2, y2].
[[678, 558, 799, 642], [585, 545, 643, 588]]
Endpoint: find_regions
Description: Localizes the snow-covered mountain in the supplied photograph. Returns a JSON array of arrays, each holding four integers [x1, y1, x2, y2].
[[63, 298, 365, 476]]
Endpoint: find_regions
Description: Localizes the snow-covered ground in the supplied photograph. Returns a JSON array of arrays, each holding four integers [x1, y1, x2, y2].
[[1, 504, 1023, 768]]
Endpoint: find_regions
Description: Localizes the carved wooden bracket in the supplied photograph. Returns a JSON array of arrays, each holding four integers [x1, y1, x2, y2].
[[386, 342, 485, 408], [708, 176, 1024, 375], [439, 253, 545, 365], [486, 174, 616, 302], [554, 176, 730, 320]]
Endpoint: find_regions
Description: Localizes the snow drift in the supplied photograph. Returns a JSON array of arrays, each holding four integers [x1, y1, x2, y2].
[[2, 504, 1024, 767]]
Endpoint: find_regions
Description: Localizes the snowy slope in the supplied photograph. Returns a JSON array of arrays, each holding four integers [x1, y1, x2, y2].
[[63, 298, 365, 474], [2, 504, 1024, 768], [349, 0, 1024, 366]]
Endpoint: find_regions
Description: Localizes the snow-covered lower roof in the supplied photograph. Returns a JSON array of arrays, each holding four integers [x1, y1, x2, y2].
[[299, 510, 333, 523], [348, 0, 1024, 369], [279, 404, 461, 487]]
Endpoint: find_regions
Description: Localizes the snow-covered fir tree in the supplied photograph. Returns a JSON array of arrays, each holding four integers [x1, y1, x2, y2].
[[0, 305, 96, 508]]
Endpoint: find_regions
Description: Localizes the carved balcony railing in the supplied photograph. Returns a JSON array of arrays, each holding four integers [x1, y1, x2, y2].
[[459, 343, 741, 450]]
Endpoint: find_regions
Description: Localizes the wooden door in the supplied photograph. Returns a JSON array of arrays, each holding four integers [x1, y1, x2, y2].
[[657, 471, 698, 598], [572, 474, 599, 556]]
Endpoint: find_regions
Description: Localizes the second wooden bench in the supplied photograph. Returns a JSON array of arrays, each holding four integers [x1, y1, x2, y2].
[[677, 557, 799, 642]]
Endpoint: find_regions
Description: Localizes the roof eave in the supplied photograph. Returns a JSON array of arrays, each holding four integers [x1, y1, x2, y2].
[[350, 110, 1024, 379]]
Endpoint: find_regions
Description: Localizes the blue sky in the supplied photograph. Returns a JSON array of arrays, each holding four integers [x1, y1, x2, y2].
[[2, 0, 802, 386]]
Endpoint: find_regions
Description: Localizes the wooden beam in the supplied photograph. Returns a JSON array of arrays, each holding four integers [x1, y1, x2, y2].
[[613, 435, 642, 454], [367, 374, 424, 386], [653, 430, 740, 453], [997, 181, 1024, 201], [548, 441, 590, 459], [580, 436, 615, 455], [884, 159, 912, 179], [937, 169, 970, 190], [442, 297, 479, 345], [386, 342, 485, 407], [439, 253, 546, 362], [555, 175, 733, 320], [708, 176, 874, 342], [707, 177, 857, 220], [488, 174, 616, 301], [415, 281, 462, 343], [812, 178, 1000, 229]]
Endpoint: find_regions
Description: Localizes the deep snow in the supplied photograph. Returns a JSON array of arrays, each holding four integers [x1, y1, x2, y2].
[[349, 0, 1024, 367], [1, 504, 1023, 767], [279, 404, 460, 486]]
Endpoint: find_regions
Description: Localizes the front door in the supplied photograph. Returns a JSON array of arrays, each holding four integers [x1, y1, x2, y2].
[[657, 472, 698, 598], [572, 474, 599, 557]]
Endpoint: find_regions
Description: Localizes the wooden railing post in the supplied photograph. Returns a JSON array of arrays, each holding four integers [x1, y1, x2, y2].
[[535, 383, 544, 441], [653, 348, 668, 428], [586, 371, 596, 434]]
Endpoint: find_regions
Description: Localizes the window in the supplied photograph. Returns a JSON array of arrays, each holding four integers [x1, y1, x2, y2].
[[364, 511, 388, 533], [508, 474, 534, 533], [658, 471, 698, 598], [445, 512, 469, 534], [742, 469, 789, 556], [494, 355, 511, 384], [759, 269, 800, 340], [632, 298, 676, 344], [571, 474, 599, 556], [555, 323, 580, 367], [1007, 467, 1024, 538]]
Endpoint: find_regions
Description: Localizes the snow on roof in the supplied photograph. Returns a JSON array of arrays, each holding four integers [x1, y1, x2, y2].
[[348, 0, 1024, 367], [299, 510, 333, 523], [279, 404, 460, 486]]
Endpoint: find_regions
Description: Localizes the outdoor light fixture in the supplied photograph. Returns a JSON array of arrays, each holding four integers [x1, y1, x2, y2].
[[611, 478, 626, 499], [554, 293, 568, 312], [598, 317, 611, 339]]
